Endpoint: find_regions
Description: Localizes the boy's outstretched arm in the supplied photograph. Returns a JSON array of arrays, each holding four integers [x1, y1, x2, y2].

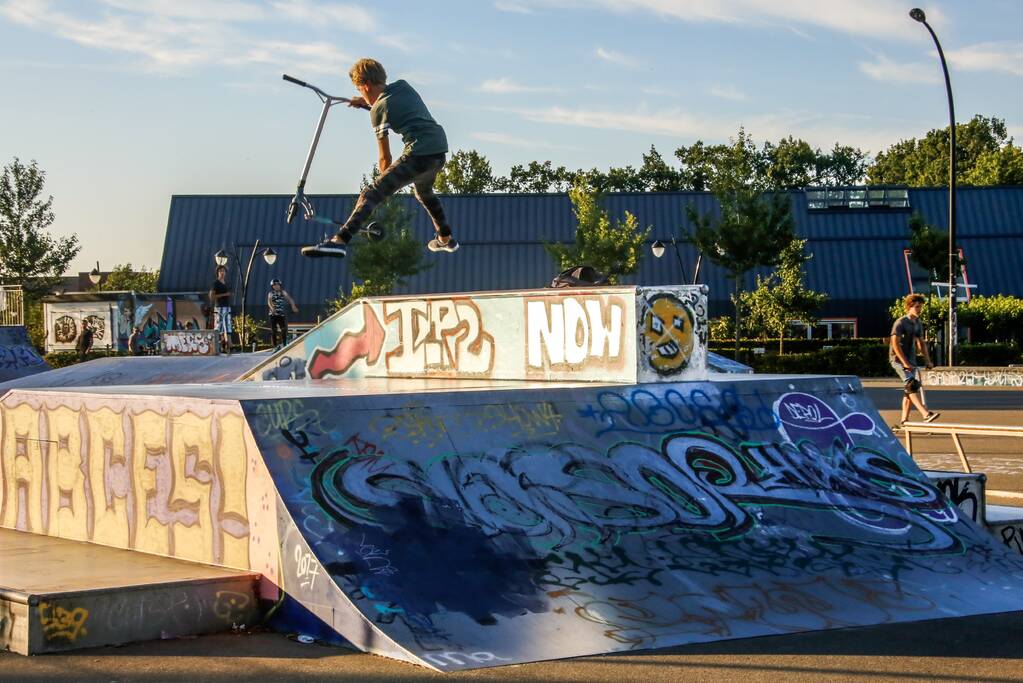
[[377, 136, 392, 173]]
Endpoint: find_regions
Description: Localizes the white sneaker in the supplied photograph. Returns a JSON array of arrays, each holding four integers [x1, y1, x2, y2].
[[428, 237, 459, 253]]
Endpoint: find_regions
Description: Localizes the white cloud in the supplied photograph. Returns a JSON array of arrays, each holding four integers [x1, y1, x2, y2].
[[0, 0, 365, 73], [709, 84, 747, 101], [101, 0, 267, 21], [270, 0, 376, 32], [494, 0, 534, 13], [948, 42, 1023, 77], [490, 102, 916, 155], [859, 52, 941, 84], [594, 47, 641, 68], [478, 77, 553, 94], [502, 0, 942, 42], [470, 131, 574, 150]]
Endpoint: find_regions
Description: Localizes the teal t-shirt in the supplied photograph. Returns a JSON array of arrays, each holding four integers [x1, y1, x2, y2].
[[369, 80, 448, 157]]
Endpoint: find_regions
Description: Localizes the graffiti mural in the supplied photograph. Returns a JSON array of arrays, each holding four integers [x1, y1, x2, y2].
[[636, 286, 708, 383], [0, 392, 278, 584], [247, 286, 709, 384], [923, 367, 1023, 387], [239, 376, 1023, 670], [161, 330, 220, 356]]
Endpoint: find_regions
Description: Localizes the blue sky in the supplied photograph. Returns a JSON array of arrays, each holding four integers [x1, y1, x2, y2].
[[1, 0, 1021, 274]]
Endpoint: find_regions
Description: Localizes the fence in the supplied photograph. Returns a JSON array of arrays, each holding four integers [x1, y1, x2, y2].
[[902, 420, 1023, 498], [0, 286, 24, 326]]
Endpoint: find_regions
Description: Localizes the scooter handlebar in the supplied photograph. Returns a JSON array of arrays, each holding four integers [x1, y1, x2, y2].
[[282, 73, 308, 88]]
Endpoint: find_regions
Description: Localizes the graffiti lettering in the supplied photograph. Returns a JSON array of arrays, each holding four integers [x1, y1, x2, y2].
[[385, 299, 495, 376], [294, 545, 322, 589], [162, 330, 218, 356], [38, 602, 89, 642], [422, 651, 513, 668], [526, 296, 624, 370]]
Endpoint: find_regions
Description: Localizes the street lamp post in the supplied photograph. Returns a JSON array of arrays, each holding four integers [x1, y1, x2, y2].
[[910, 7, 958, 367], [89, 261, 101, 288], [214, 243, 277, 350], [651, 236, 702, 285]]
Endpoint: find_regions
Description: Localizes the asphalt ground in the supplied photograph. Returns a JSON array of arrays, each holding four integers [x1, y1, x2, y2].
[[3, 381, 1022, 682]]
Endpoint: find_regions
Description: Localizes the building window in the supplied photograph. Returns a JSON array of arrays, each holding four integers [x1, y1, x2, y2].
[[805, 186, 910, 211], [788, 318, 858, 340]]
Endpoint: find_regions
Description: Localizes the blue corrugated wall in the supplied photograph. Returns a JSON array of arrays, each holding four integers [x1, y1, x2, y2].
[[158, 188, 1023, 336]]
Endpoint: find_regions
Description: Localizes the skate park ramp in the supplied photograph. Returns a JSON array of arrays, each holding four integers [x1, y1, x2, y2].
[[4, 375, 1023, 670], [0, 351, 270, 392], [0, 326, 49, 384]]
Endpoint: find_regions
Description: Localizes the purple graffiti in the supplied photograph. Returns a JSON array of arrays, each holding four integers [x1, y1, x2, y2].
[[773, 392, 875, 450]]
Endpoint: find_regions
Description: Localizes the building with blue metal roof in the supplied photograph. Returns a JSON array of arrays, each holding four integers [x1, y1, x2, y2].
[[157, 187, 1023, 337]]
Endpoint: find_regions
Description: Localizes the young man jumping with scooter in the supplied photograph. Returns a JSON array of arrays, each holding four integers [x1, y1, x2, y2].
[[302, 58, 458, 258]]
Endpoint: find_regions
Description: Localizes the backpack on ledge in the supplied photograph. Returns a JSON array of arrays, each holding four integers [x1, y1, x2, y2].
[[548, 265, 610, 288]]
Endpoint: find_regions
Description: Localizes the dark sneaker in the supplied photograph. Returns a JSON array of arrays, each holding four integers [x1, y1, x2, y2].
[[428, 237, 459, 253], [301, 240, 347, 258], [923, 411, 941, 423]]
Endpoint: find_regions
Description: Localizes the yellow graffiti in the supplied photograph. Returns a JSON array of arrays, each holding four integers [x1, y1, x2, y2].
[[213, 590, 251, 624], [465, 402, 563, 438], [38, 602, 89, 642], [369, 410, 446, 448], [0, 396, 270, 573]]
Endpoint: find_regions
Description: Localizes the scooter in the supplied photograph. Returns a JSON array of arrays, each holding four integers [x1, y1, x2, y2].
[[281, 74, 382, 242]]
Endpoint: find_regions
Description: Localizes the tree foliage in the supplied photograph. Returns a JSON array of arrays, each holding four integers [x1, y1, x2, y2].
[[906, 212, 957, 283], [434, 149, 499, 193], [98, 263, 160, 292], [0, 158, 80, 296], [740, 239, 828, 353], [867, 115, 1022, 186], [344, 197, 430, 305], [544, 179, 649, 284], [685, 130, 797, 359]]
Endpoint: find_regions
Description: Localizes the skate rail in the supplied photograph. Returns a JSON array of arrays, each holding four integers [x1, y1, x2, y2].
[[902, 421, 1023, 484]]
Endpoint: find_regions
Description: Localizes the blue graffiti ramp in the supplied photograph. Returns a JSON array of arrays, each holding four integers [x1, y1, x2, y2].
[[0, 326, 49, 383], [242, 374, 1023, 671]]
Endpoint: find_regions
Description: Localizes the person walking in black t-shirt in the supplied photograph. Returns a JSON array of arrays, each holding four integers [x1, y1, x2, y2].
[[76, 320, 94, 361], [890, 293, 939, 425]]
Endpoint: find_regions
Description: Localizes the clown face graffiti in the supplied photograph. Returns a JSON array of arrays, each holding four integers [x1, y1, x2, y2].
[[642, 293, 695, 375]]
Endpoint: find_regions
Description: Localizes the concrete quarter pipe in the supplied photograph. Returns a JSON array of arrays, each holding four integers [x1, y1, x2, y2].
[[239, 375, 1023, 670]]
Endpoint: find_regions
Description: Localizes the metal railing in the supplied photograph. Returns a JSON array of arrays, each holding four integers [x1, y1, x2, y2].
[[902, 421, 1023, 497], [0, 286, 25, 326]]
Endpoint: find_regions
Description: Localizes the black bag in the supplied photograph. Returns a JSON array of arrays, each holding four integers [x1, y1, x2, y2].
[[548, 265, 610, 288]]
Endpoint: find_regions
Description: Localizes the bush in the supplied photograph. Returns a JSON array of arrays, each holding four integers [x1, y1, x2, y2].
[[748, 344, 892, 377], [43, 350, 125, 368], [955, 342, 1021, 366]]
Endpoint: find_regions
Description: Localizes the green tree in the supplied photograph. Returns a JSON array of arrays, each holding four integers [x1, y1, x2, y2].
[[0, 158, 80, 296], [637, 145, 687, 191], [496, 160, 573, 193], [867, 115, 1016, 186], [97, 263, 160, 292], [346, 197, 430, 303], [741, 239, 827, 353], [544, 179, 649, 284], [434, 149, 498, 193], [906, 212, 955, 283], [686, 130, 796, 360], [761, 138, 869, 189], [963, 143, 1023, 186]]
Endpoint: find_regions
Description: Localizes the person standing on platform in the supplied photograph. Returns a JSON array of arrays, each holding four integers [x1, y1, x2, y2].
[[267, 278, 299, 350], [209, 265, 233, 355]]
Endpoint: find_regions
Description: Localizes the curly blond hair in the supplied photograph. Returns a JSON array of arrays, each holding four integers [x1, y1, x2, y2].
[[349, 58, 387, 86]]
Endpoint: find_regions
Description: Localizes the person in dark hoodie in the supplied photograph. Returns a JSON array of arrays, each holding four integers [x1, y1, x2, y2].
[[302, 58, 459, 259]]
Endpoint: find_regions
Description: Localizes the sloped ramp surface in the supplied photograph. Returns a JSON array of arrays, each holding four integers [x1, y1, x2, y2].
[[241, 375, 1023, 670], [0, 352, 270, 391], [0, 326, 49, 383]]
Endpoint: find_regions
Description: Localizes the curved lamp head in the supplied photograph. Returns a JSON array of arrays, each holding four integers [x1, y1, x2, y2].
[[651, 240, 666, 259], [909, 8, 926, 22], [262, 247, 277, 266], [88, 262, 101, 285], [214, 249, 229, 267]]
